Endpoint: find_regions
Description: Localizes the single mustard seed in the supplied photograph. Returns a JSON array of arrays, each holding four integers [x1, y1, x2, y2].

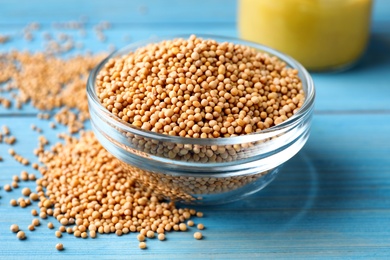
[[179, 223, 187, 231], [12, 181, 19, 188], [48, 222, 54, 229], [146, 230, 155, 238], [28, 224, 35, 231], [197, 223, 204, 230], [29, 193, 39, 201], [194, 232, 203, 240], [31, 209, 38, 216], [158, 233, 165, 241], [4, 184, 12, 192], [32, 218, 40, 226], [137, 234, 145, 242], [187, 220, 194, 227], [55, 231, 62, 238], [10, 224, 19, 233], [59, 226, 66, 232], [10, 199, 17, 206], [22, 187, 31, 196], [56, 243, 64, 251], [196, 212, 204, 218], [17, 231, 26, 240], [139, 242, 147, 249]]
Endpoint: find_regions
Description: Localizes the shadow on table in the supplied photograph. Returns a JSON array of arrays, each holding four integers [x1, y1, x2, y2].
[[194, 144, 364, 233]]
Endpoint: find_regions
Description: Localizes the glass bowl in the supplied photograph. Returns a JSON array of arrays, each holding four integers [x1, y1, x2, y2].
[[87, 35, 315, 205]]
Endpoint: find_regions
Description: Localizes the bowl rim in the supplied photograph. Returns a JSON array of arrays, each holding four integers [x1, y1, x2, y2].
[[87, 34, 315, 146]]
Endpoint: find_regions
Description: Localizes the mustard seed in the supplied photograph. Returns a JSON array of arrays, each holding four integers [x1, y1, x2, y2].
[[17, 231, 26, 240], [197, 223, 204, 230], [90, 230, 97, 238], [10, 199, 17, 206], [187, 220, 194, 227], [158, 233, 165, 241], [29, 193, 39, 201], [139, 242, 147, 249], [31, 209, 38, 216], [22, 187, 31, 196], [10, 224, 19, 233], [12, 181, 18, 188], [193, 232, 203, 240], [4, 184, 12, 192], [56, 243, 64, 251], [196, 212, 204, 218], [28, 224, 35, 231], [32, 218, 40, 226], [137, 234, 145, 242], [48, 222, 54, 229], [55, 230, 62, 238], [146, 230, 155, 238], [179, 223, 187, 231]]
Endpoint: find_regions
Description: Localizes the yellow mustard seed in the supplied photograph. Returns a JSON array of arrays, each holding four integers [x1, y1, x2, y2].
[[139, 242, 147, 249], [10, 199, 17, 206], [10, 224, 19, 233], [32, 218, 40, 226], [137, 234, 145, 242], [158, 233, 165, 241], [4, 184, 12, 192], [28, 224, 35, 231], [17, 231, 26, 240], [193, 232, 203, 240], [56, 243, 64, 251], [22, 187, 31, 196], [197, 223, 204, 230]]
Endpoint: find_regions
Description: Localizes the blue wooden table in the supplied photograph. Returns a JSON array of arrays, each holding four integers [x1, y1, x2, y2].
[[1, 0, 390, 259]]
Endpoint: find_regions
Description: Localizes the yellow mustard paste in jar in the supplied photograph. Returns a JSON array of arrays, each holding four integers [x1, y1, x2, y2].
[[238, 0, 373, 71]]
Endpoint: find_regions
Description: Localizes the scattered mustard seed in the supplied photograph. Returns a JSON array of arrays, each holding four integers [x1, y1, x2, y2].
[[4, 184, 12, 192], [139, 242, 147, 249], [197, 223, 204, 230], [158, 233, 165, 241], [146, 230, 155, 239], [137, 234, 145, 242], [179, 223, 187, 231], [10, 224, 19, 233], [193, 232, 203, 240], [28, 225, 35, 231], [10, 199, 18, 206], [48, 222, 54, 229], [22, 187, 31, 196], [56, 243, 64, 251], [32, 218, 40, 226], [17, 231, 26, 240], [55, 231, 62, 238]]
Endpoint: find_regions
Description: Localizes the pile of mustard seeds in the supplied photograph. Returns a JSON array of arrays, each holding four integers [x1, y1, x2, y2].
[[0, 51, 106, 133], [97, 35, 305, 138], [36, 131, 203, 240], [1, 23, 205, 251]]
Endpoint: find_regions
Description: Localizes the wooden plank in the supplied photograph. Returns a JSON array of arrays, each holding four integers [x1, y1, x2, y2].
[[0, 0, 236, 25], [1, 114, 390, 258]]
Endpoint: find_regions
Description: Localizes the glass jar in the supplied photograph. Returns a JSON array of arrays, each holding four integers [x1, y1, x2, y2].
[[238, 0, 373, 71], [87, 35, 315, 205]]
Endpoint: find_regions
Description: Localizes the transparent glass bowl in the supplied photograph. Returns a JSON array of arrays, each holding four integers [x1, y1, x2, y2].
[[87, 35, 315, 205]]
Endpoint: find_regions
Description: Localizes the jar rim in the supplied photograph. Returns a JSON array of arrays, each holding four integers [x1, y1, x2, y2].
[[87, 34, 315, 146]]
